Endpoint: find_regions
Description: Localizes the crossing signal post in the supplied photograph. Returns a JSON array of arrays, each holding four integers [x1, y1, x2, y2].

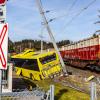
[[0, 0, 6, 5], [0, 0, 8, 94], [0, 0, 6, 23]]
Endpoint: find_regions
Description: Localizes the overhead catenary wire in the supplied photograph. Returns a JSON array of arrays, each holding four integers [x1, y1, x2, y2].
[[48, 0, 78, 22], [62, 0, 97, 32], [48, 10, 80, 22], [66, 0, 78, 16]]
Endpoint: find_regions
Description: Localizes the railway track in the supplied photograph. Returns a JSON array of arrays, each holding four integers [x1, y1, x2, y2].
[[65, 64, 100, 78], [52, 65, 100, 98]]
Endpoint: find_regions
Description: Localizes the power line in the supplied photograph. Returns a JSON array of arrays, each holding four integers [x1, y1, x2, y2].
[[67, 0, 78, 16], [48, 10, 80, 23], [62, 0, 97, 31]]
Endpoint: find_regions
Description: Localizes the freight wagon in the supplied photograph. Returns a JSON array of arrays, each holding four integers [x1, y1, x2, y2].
[[60, 34, 100, 72]]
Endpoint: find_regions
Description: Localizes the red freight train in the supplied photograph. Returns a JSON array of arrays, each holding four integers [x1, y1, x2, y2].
[[60, 35, 100, 72]]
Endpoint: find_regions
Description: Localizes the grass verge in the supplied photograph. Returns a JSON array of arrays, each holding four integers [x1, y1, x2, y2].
[[33, 79, 90, 100]]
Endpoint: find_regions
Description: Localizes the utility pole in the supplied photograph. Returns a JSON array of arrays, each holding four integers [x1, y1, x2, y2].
[[29, 42, 32, 49], [39, 34, 43, 53], [39, 26, 44, 53], [35, 0, 67, 74], [41, 37, 43, 53]]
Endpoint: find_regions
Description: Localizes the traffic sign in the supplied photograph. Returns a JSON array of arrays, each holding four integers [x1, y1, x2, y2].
[[0, 23, 8, 70], [0, 0, 6, 5], [0, 4, 6, 22]]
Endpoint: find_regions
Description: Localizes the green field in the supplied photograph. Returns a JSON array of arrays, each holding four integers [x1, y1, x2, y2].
[[33, 79, 90, 100]]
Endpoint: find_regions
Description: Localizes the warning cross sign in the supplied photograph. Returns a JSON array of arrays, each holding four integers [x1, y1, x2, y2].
[[0, 23, 8, 70], [0, 0, 6, 5]]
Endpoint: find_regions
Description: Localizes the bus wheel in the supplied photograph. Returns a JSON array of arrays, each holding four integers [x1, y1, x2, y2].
[[30, 73, 34, 80], [20, 71, 23, 76], [39, 75, 42, 80], [27, 85, 32, 91]]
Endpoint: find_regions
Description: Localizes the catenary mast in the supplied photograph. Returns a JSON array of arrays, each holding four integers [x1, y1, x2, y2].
[[35, 0, 67, 74]]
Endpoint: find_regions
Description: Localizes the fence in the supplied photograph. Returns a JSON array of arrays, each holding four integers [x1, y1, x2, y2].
[[0, 85, 55, 100], [57, 75, 100, 100], [0, 90, 44, 100], [96, 80, 100, 100]]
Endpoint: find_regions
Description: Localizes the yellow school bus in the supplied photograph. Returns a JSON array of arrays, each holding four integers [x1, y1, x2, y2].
[[11, 49, 62, 81]]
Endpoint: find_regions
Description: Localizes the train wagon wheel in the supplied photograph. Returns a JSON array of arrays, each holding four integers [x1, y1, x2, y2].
[[86, 65, 95, 71], [95, 66, 100, 72], [91, 67, 94, 71]]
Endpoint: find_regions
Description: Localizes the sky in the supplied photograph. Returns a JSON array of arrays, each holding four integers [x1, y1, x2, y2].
[[6, 0, 100, 42]]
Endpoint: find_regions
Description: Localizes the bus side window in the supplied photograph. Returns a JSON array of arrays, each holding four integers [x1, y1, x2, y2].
[[39, 53, 56, 64], [23, 59, 39, 71], [12, 58, 25, 67]]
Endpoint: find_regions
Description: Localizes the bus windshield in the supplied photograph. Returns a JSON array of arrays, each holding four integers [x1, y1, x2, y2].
[[39, 53, 56, 64]]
